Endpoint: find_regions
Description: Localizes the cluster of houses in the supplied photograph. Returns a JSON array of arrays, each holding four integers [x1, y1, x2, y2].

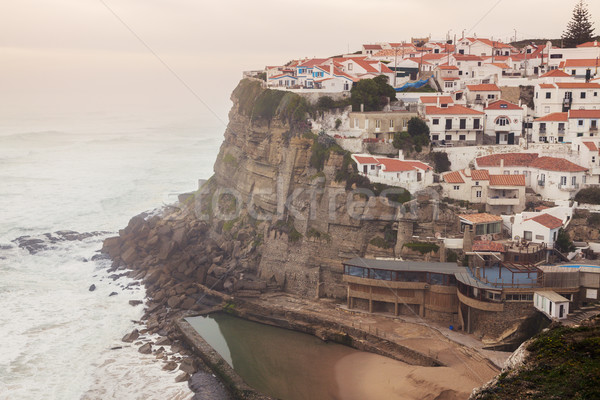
[[255, 37, 600, 332]]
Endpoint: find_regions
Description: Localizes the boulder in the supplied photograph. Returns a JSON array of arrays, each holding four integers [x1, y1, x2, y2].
[[179, 357, 197, 374], [167, 296, 182, 309], [138, 343, 152, 354], [129, 300, 143, 306], [121, 246, 138, 265], [175, 372, 190, 383], [88, 284, 96, 292], [109, 292, 118, 297], [122, 329, 140, 343], [162, 361, 178, 371]]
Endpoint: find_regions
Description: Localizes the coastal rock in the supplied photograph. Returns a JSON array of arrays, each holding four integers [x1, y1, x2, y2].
[[179, 358, 198, 374], [129, 300, 143, 306], [138, 343, 152, 354], [88, 284, 96, 292], [175, 372, 190, 383], [122, 329, 140, 343], [109, 292, 118, 297], [188, 371, 231, 400], [167, 295, 182, 309], [163, 361, 178, 371], [155, 337, 171, 346]]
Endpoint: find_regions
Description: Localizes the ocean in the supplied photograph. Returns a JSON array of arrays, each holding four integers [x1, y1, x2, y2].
[[0, 112, 223, 399]]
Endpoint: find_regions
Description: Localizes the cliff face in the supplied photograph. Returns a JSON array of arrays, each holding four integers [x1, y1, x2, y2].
[[104, 79, 459, 305]]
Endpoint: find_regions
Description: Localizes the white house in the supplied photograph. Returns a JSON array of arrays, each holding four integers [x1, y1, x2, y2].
[[465, 84, 501, 106], [558, 59, 600, 80], [532, 112, 568, 143], [484, 100, 526, 145], [533, 82, 600, 117], [351, 154, 433, 193], [572, 139, 600, 184], [424, 105, 484, 145], [546, 44, 600, 69], [534, 291, 570, 319], [511, 213, 564, 247], [442, 169, 526, 214], [456, 37, 516, 57], [568, 109, 600, 139], [475, 153, 588, 201]]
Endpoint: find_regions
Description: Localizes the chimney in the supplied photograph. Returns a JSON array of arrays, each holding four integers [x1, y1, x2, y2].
[[500, 158, 504, 171], [361, 103, 364, 112], [330, 64, 334, 75], [398, 150, 405, 160]]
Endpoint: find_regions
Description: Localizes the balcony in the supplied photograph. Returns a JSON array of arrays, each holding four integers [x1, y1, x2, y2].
[[539, 128, 547, 134], [591, 126, 598, 133], [559, 183, 579, 191], [558, 128, 566, 134], [538, 180, 545, 186], [487, 196, 520, 205]]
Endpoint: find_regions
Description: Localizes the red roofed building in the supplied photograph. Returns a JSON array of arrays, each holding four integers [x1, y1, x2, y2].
[[534, 81, 600, 117], [558, 59, 600, 78], [484, 100, 526, 145], [512, 213, 564, 247], [424, 105, 485, 145], [351, 153, 433, 193], [475, 152, 587, 201], [465, 84, 501, 105]]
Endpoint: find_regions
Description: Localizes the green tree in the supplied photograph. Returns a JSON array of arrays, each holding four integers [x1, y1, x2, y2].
[[431, 151, 451, 173], [562, 1, 595, 47], [407, 117, 430, 139], [350, 76, 396, 112], [555, 228, 576, 254]]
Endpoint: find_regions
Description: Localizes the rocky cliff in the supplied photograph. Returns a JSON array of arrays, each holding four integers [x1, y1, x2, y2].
[[103, 78, 460, 310]]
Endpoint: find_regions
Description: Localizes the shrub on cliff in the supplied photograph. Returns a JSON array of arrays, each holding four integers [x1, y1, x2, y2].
[[431, 151, 451, 173], [392, 117, 429, 153], [575, 186, 600, 204], [350, 75, 397, 112]]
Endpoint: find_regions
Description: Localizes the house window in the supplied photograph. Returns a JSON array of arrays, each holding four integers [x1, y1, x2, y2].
[[487, 94, 495, 99], [459, 119, 466, 129], [403, 119, 407, 128], [540, 173, 545, 183], [348, 63, 353, 71], [475, 181, 479, 186], [558, 122, 565, 131], [370, 165, 375, 170], [445, 134, 452, 140], [473, 119, 480, 129], [432, 134, 439, 140], [496, 117, 510, 126], [389, 119, 394, 129], [476, 191, 482, 198], [560, 176, 567, 185], [579, 120, 584, 126], [581, 92, 586, 99], [453, 185, 460, 190], [572, 176, 577, 185], [445, 119, 452, 129], [545, 92, 551, 99], [459, 134, 466, 140], [432, 118, 439, 125], [524, 231, 532, 241], [593, 156, 596, 163], [376, 119, 381, 128]]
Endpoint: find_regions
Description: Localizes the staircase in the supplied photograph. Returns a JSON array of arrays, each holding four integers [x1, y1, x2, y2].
[[563, 305, 600, 326]]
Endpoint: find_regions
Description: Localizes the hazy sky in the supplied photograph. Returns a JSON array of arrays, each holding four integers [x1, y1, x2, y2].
[[1, 0, 598, 129]]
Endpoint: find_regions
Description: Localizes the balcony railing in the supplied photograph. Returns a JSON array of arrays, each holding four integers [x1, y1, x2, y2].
[[559, 183, 580, 191], [539, 128, 547, 133], [591, 126, 598, 133], [538, 180, 545, 186], [487, 196, 520, 205]]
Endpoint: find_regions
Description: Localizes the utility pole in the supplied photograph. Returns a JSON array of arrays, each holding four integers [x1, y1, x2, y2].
[[394, 46, 398, 87]]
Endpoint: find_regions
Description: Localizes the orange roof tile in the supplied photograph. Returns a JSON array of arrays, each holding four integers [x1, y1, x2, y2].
[[540, 69, 570, 78], [425, 105, 484, 115], [476, 153, 539, 167], [453, 54, 484, 62], [539, 83, 555, 89], [489, 63, 510, 69], [489, 174, 526, 186], [438, 65, 459, 70], [443, 171, 465, 183], [441, 77, 460, 81], [569, 110, 600, 119], [363, 44, 383, 50], [562, 59, 600, 68], [378, 158, 431, 172], [485, 100, 522, 110], [530, 157, 588, 172], [467, 84, 501, 92], [577, 41, 600, 48], [353, 155, 379, 164], [535, 112, 568, 122], [527, 214, 563, 229], [556, 82, 600, 89], [583, 142, 599, 152], [420, 96, 454, 104], [470, 170, 490, 180], [472, 241, 506, 252], [458, 213, 503, 224]]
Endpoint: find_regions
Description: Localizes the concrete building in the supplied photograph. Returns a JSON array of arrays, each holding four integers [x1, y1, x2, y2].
[[351, 154, 433, 193], [348, 110, 418, 141], [465, 84, 501, 106], [533, 82, 600, 117], [424, 105, 484, 146], [534, 291, 570, 319], [483, 100, 525, 145], [511, 213, 564, 248]]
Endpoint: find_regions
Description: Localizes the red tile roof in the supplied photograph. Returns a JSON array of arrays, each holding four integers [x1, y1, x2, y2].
[[470, 170, 490, 180], [562, 59, 600, 68], [378, 158, 431, 172], [472, 241, 506, 252], [556, 82, 600, 89], [529, 157, 588, 172], [583, 142, 599, 152], [353, 155, 379, 164], [490, 63, 510, 69], [476, 153, 539, 167], [577, 41, 600, 48], [363, 44, 382, 50], [453, 54, 484, 62], [528, 214, 563, 229], [540, 69, 570, 78], [539, 83, 555, 89], [443, 171, 465, 183], [569, 110, 600, 119], [485, 100, 522, 110], [420, 96, 454, 104], [467, 84, 500, 92], [489, 174, 526, 186], [425, 105, 484, 115], [438, 65, 459, 70], [535, 112, 568, 122], [458, 213, 503, 224]]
